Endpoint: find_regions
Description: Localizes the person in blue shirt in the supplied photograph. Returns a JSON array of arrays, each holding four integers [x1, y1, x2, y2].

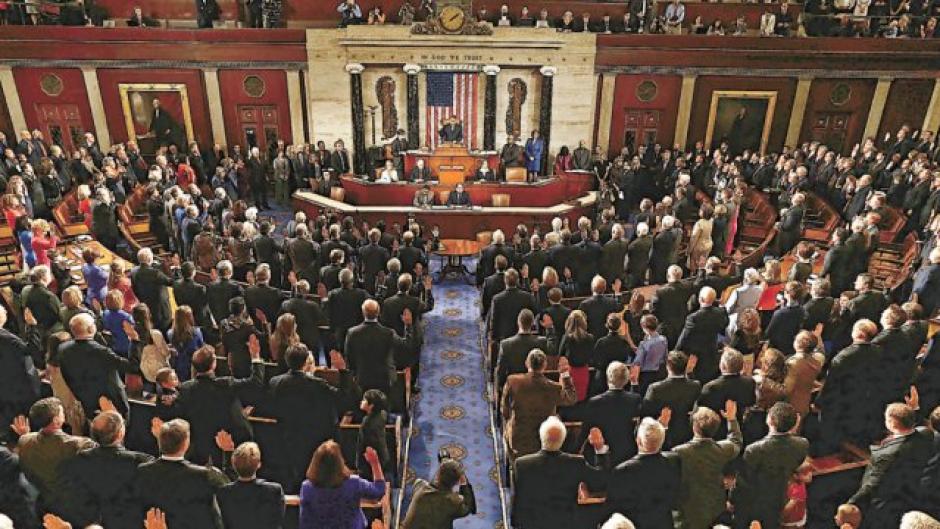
[[101, 290, 134, 357], [525, 129, 545, 181], [16, 216, 35, 269], [633, 314, 669, 396], [167, 305, 205, 383], [81, 246, 109, 308]]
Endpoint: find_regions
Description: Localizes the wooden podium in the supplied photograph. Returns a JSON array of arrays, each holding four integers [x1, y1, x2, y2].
[[404, 145, 500, 185]]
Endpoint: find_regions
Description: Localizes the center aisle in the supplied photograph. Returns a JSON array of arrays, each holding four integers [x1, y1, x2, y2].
[[398, 274, 508, 529]]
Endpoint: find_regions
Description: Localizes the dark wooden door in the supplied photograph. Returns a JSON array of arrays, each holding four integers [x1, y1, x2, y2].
[[622, 109, 661, 153], [237, 105, 279, 158], [36, 103, 84, 152], [809, 112, 851, 154]]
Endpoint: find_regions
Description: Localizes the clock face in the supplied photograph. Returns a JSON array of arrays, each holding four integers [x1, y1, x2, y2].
[[439, 5, 466, 32]]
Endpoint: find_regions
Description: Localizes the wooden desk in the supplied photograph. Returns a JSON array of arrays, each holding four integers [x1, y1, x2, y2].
[[434, 239, 482, 282], [404, 145, 500, 185]]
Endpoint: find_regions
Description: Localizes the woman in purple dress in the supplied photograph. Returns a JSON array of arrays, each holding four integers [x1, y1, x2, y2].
[[299, 441, 386, 529]]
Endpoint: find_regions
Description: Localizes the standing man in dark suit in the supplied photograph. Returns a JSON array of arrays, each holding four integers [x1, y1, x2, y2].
[[765, 281, 807, 355], [58, 313, 137, 420], [279, 280, 326, 356], [358, 228, 390, 295], [846, 274, 888, 326], [697, 349, 756, 437], [511, 416, 609, 529], [265, 345, 356, 492], [136, 419, 231, 529], [606, 417, 681, 529], [599, 223, 629, 287], [131, 248, 177, 332], [488, 269, 537, 346], [774, 192, 805, 257], [578, 275, 622, 344], [873, 305, 919, 409], [195, 0, 219, 28], [626, 222, 654, 288], [478, 230, 515, 286], [246, 147, 269, 210], [495, 309, 556, 396], [847, 402, 935, 529], [326, 269, 370, 354], [244, 264, 284, 327], [330, 140, 351, 175], [396, 231, 427, 276], [172, 341, 264, 466], [676, 286, 729, 383], [575, 362, 641, 465], [821, 228, 854, 296], [651, 265, 693, 348], [0, 304, 41, 443], [481, 255, 508, 319], [380, 274, 429, 381], [345, 299, 418, 395], [913, 247, 940, 317], [65, 411, 154, 529], [731, 402, 809, 529], [649, 216, 682, 285], [218, 442, 285, 529], [173, 262, 213, 331], [643, 351, 702, 449], [207, 261, 245, 326]]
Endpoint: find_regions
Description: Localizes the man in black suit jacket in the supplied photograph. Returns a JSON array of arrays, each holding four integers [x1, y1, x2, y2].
[[578, 276, 622, 344], [218, 442, 285, 529], [65, 411, 154, 529], [651, 265, 694, 348], [606, 417, 680, 529], [626, 223, 653, 288], [495, 309, 556, 393], [766, 281, 807, 355], [676, 286, 729, 383], [207, 261, 245, 326], [821, 228, 855, 296], [380, 274, 428, 378], [481, 255, 508, 318], [245, 264, 285, 326], [58, 313, 137, 419], [847, 403, 935, 529], [0, 305, 41, 443], [345, 299, 418, 395], [873, 305, 919, 409], [396, 231, 427, 275], [643, 352, 702, 449], [327, 269, 370, 353], [173, 262, 213, 331], [358, 229, 390, 295], [731, 403, 809, 529], [131, 248, 177, 331], [846, 274, 888, 326], [330, 141, 350, 174], [539, 288, 571, 341], [774, 193, 805, 257], [697, 349, 756, 438], [649, 217, 682, 284], [246, 147, 269, 209], [280, 280, 326, 356], [264, 345, 357, 493], [488, 269, 537, 346], [511, 417, 609, 529], [599, 223, 629, 287], [477, 230, 515, 286], [136, 419, 231, 529], [446, 184, 472, 207], [171, 341, 264, 466], [575, 362, 641, 464]]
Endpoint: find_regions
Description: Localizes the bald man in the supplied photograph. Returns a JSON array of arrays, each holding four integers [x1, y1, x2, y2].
[[675, 287, 729, 383], [345, 299, 419, 395]]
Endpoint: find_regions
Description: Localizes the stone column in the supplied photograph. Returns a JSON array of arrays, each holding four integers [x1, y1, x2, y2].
[[673, 74, 697, 150], [202, 68, 227, 148], [286, 70, 306, 146], [595, 74, 617, 154], [922, 78, 940, 134], [403, 63, 421, 149], [863, 78, 893, 141], [785, 77, 813, 149], [346, 63, 366, 175], [0, 66, 27, 135], [81, 67, 112, 150], [538, 66, 556, 175], [483, 65, 500, 151]]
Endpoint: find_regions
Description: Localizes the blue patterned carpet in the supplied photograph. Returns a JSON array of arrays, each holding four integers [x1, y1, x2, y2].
[[398, 263, 508, 529]]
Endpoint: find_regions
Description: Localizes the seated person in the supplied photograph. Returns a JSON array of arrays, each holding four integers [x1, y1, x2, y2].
[[475, 159, 497, 182], [446, 184, 472, 207], [410, 158, 432, 182], [127, 6, 159, 26], [413, 185, 435, 208], [439, 116, 464, 144], [376, 160, 399, 183]]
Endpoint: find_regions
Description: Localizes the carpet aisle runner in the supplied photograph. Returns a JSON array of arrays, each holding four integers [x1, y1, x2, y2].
[[398, 274, 508, 529]]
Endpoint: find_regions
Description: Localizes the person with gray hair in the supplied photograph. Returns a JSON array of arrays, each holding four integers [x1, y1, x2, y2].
[[576, 361, 642, 465], [697, 348, 755, 433], [651, 264, 694, 348], [650, 214, 681, 285], [601, 513, 637, 529], [626, 221, 653, 288], [207, 259, 245, 325], [600, 222, 629, 287], [477, 228, 515, 287], [132, 247, 177, 331], [606, 416, 680, 529], [326, 267, 370, 354], [676, 286, 730, 382], [901, 512, 940, 529], [511, 415, 609, 529], [724, 267, 764, 333]]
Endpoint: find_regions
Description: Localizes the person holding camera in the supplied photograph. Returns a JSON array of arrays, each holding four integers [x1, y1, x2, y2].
[[401, 451, 476, 529]]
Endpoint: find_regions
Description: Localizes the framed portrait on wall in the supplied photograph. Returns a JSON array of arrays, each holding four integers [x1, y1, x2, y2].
[[118, 83, 194, 155], [705, 90, 777, 156]]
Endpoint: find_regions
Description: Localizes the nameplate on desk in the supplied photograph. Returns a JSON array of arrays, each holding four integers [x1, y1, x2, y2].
[[439, 165, 465, 171]]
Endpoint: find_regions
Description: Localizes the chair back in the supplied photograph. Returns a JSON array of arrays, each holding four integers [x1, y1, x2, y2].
[[492, 193, 510, 207], [506, 167, 527, 182], [330, 187, 346, 202]]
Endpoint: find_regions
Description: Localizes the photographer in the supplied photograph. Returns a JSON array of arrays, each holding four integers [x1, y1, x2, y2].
[[401, 451, 476, 529]]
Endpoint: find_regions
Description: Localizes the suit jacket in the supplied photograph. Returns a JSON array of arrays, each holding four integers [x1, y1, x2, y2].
[[397, 244, 427, 275], [345, 320, 416, 393], [280, 297, 325, 353], [626, 234, 653, 283], [651, 281, 694, 347], [58, 338, 134, 418], [643, 376, 702, 449], [174, 362, 264, 465], [578, 294, 622, 344], [245, 284, 284, 326], [650, 228, 681, 284], [0, 328, 41, 433], [173, 278, 213, 329], [481, 271, 506, 317], [698, 374, 756, 436], [872, 327, 919, 407], [847, 290, 888, 325], [676, 305, 730, 382], [766, 304, 807, 355], [207, 279, 244, 325], [65, 445, 154, 529], [599, 239, 629, 285], [776, 205, 804, 254], [478, 243, 515, 282], [817, 342, 884, 444], [135, 458, 229, 529], [501, 372, 577, 457], [577, 388, 641, 464], [131, 263, 175, 330], [330, 150, 350, 174], [913, 263, 940, 316], [446, 191, 471, 206], [821, 241, 854, 294], [495, 333, 555, 393], [732, 434, 810, 529], [402, 478, 476, 529], [488, 287, 537, 343], [217, 478, 285, 529], [358, 243, 390, 293], [326, 286, 369, 338], [673, 420, 743, 529], [607, 452, 681, 529], [512, 449, 608, 529], [17, 431, 95, 518]]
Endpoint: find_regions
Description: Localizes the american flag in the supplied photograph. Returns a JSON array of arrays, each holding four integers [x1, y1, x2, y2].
[[425, 71, 479, 150]]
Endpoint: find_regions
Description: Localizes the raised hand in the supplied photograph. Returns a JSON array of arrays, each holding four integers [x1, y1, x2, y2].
[[145, 508, 168, 529], [722, 400, 737, 421], [288, 270, 298, 286], [686, 354, 698, 375], [23, 308, 37, 327], [10, 415, 29, 437], [123, 320, 140, 342], [628, 364, 640, 386], [557, 356, 570, 374], [401, 308, 413, 327], [247, 334, 261, 360], [363, 446, 379, 466], [540, 313, 554, 329], [150, 417, 164, 440], [98, 396, 117, 413], [242, 406, 254, 417], [330, 350, 347, 371], [906, 385, 920, 410], [254, 309, 268, 325], [749, 522, 762, 529], [210, 267, 219, 281], [530, 278, 540, 293], [245, 271, 255, 285], [42, 513, 72, 529], [521, 263, 529, 280], [612, 278, 622, 294], [215, 430, 235, 452], [588, 427, 605, 450], [658, 407, 672, 427], [563, 267, 572, 280]]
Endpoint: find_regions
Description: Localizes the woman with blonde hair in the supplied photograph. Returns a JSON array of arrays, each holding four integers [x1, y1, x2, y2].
[[270, 313, 301, 368], [76, 184, 93, 230], [107, 260, 139, 313], [29, 218, 58, 268], [559, 309, 594, 401], [59, 286, 92, 328], [687, 204, 714, 270], [299, 441, 385, 529]]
